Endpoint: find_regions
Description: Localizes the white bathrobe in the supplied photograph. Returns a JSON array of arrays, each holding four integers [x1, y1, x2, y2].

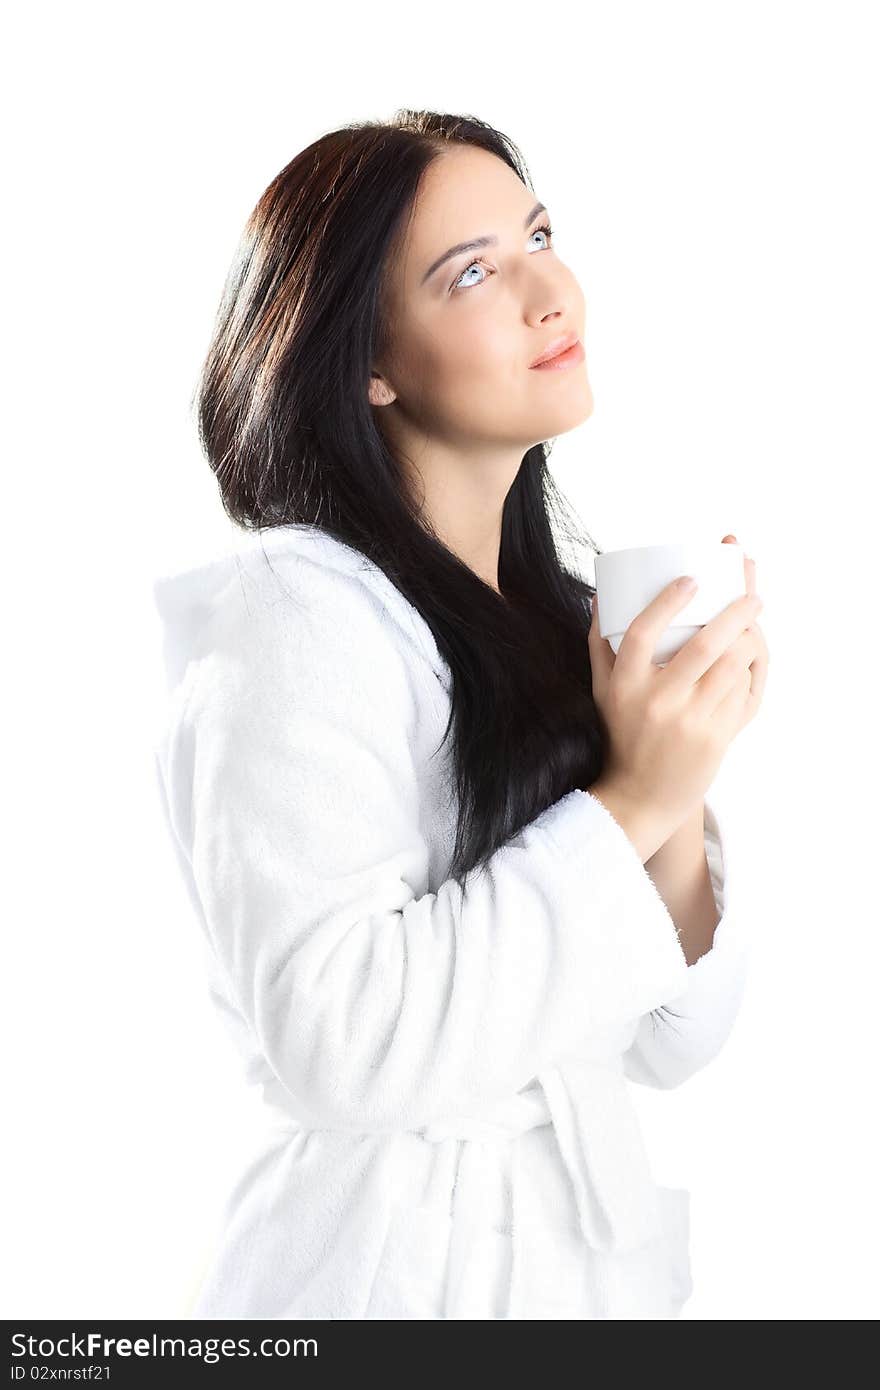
[[151, 522, 749, 1320]]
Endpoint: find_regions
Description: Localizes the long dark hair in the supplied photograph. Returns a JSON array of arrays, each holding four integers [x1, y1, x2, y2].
[[194, 108, 608, 887]]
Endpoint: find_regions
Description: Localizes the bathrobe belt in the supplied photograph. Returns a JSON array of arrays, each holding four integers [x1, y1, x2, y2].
[[261, 1056, 665, 1321], [419, 1057, 666, 1319]]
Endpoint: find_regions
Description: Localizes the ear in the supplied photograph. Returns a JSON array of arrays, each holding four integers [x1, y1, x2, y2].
[[369, 371, 396, 407]]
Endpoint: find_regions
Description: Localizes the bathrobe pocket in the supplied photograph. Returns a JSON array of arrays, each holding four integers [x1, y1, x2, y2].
[[596, 1184, 694, 1319], [363, 1201, 457, 1320], [362, 1186, 693, 1319], [660, 1185, 694, 1312]]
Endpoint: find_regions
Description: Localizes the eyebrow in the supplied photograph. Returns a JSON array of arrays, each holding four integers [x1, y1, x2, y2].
[[420, 200, 547, 286]]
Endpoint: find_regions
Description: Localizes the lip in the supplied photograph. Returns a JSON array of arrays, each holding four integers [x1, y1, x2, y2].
[[529, 334, 585, 371], [529, 330, 582, 368]]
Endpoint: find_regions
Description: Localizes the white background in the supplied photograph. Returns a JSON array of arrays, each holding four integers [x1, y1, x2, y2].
[[4, 0, 878, 1320]]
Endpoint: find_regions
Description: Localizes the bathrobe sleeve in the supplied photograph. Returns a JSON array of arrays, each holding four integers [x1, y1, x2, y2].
[[163, 561, 695, 1132], [621, 798, 750, 1089]]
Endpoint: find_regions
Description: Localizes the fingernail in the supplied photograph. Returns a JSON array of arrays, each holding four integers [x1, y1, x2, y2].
[[677, 576, 697, 592]]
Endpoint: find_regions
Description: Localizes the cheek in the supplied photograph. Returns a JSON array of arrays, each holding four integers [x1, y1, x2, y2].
[[420, 312, 521, 395]]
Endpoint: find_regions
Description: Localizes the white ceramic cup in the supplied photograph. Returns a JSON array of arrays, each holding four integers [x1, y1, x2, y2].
[[595, 541, 747, 664]]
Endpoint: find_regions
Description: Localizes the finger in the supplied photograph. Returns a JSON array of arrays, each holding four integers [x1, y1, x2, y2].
[[743, 620, 769, 716], [744, 554, 756, 597], [614, 575, 700, 682], [713, 663, 754, 742], [661, 591, 762, 689], [587, 592, 616, 698], [722, 534, 755, 593], [696, 626, 761, 709], [695, 630, 761, 743], [706, 624, 768, 740]]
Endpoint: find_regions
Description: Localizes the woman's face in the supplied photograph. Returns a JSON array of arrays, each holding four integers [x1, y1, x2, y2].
[[371, 144, 593, 456]]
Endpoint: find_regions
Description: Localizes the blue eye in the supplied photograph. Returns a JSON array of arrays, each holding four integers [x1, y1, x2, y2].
[[450, 223, 555, 294]]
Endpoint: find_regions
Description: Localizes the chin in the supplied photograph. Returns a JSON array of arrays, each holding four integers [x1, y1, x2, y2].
[[538, 385, 595, 440]]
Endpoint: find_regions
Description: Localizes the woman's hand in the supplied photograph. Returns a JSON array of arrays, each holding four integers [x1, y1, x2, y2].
[[587, 533, 770, 843]]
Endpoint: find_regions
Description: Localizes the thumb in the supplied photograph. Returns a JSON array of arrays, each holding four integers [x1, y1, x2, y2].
[[588, 592, 615, 697]]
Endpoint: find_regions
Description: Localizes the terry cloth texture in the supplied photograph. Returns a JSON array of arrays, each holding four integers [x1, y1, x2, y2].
[[151, 523, 749, 1320]]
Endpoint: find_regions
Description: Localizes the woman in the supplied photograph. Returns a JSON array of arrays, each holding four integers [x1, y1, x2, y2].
[[152, 109, 767, 1319]]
